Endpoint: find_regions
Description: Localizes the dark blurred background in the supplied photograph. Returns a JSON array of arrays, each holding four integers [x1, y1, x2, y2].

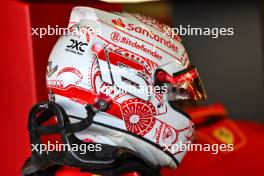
[[123, 0, 264, 122]]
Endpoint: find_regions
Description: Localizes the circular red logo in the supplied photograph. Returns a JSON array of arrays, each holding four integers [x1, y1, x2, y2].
[[111, 32, 121, 42]]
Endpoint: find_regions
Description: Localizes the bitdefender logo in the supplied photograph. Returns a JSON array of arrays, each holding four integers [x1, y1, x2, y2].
[[112, 18, 126, 28], [111, 18, 179, 53]]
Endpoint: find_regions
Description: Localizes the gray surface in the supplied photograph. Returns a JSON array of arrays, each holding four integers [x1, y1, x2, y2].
[[171, 2, 264, 122]]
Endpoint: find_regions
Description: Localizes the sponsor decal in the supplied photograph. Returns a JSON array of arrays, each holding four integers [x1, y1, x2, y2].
[[111, 32, 121, 42], [126, 23, 179, 53], [46, 61, 58, 77], [131, 13, 182, 42], [112, 18, 125, 28], [110, 32, 162, 60], [111, 19, 180, 53], [47, 80, 64, 88], [47, 67, 83, 88], [65, 39, 88, 55]]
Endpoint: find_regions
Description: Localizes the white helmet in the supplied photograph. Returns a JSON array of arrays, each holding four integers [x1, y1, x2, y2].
[[46, 6, 206, 169]]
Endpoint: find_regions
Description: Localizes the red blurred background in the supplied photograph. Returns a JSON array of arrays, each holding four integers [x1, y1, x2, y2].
[[4, 0, 264, 176]]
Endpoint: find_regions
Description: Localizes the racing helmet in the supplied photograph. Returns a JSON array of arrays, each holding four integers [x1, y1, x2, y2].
[[46, 6, 206, 169]]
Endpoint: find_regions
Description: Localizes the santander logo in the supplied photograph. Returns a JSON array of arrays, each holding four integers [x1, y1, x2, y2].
[[112, 18, 179, 52], [127, 23, 179, 53], [111, 18, 179, 53], [112, 18, 126, 28]]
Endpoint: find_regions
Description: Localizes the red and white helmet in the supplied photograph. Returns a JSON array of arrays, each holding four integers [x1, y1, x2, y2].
[[46, 7, 206, 169]]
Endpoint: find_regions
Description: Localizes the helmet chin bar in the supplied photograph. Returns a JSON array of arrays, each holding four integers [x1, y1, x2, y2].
[[22, 100, 160, 176]]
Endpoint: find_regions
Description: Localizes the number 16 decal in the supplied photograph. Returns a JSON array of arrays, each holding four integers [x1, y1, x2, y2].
[[92, 44, 150, 101]]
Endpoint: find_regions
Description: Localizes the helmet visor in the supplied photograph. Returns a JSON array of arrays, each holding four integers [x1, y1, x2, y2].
[[156, 66, 207, 101]]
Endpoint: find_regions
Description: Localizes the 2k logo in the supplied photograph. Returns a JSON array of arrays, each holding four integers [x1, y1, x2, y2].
[[47, 61, 58, 77], [66, 39, 88, 52]]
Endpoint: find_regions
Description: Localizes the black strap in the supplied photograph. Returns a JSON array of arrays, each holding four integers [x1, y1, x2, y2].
[[32, 103, 95, 135], [23, 101, 160, 176]]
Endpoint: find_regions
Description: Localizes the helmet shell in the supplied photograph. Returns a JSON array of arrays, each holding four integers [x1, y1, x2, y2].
[[46, 7, 193, 168]]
